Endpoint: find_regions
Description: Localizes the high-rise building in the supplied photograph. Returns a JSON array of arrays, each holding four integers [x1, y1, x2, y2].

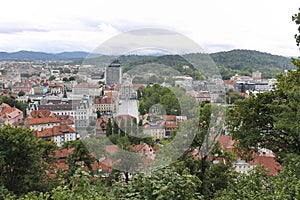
[[105, 59, 122, 85]]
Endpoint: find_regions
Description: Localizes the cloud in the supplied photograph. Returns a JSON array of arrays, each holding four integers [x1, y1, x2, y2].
[[0, 0, 299, 56]]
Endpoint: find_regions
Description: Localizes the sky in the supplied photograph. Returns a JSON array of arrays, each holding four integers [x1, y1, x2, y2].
[[0, 0, 299, 56]]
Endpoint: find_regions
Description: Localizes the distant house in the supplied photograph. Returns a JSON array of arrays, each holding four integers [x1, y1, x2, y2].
[[49, 83, 63, 95], [48, 147, 112, 178], [131, 142, 156, 168], [94, 93, 117, 113], [73, 83, 101, 97], [35, 125, 79, 146], [0, 103, 23, 126], [143, 123, 165, 140], [11, 82, 32, 95], [27, 117, 60, 131], [28, 110, 56, 119], [39, 104, 74, 117], [233, 159, 255, 174], [217, 135, 281, 175], [162, 115, 178, 137], [56, 115, 75, 128]]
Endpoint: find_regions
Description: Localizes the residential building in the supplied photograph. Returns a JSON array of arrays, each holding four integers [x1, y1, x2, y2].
[[0, 103, 23, 126], [233, 159, 255, 174], [73, 83, 101, 97], [49, 83, 64, 95], [94, 92, 117, 114], [143, 123, 165, 140], [27, 117, 60, 131], [35, 125, 79, 146]]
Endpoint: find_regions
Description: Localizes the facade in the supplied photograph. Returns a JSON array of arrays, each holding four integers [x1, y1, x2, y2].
[[75, 95, 95, 129], [28, 117, 60, 131], [143, 124, 165, 140], [35, 125, 78, 146], [94, 92, 118, 114], [38, 104, 75, 118], [105, 60, 122, 86], [233, 159, 255, 174], [49, 83, 64, 95], [0, 103, 24, 126], [119, 78, 137, 100], [73, 83, 101, 97]]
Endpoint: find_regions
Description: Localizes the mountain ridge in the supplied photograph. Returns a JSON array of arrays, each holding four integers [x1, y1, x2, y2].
[[0, 49, 295, 78]]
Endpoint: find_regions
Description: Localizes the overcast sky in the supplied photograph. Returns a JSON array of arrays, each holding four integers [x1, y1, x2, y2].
[[0, 0, 299, 56]]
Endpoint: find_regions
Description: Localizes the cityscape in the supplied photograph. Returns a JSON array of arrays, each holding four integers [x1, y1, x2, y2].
[[0, 1, 299, 199]]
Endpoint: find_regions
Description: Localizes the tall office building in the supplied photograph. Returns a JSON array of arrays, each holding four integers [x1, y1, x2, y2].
[[105, 59, 122, 85]]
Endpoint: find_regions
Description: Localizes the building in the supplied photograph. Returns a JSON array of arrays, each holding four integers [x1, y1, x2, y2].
[[119, 78, 137, 100], [0, 103, 23, 126], [94, 92, 117, 114], [28, 110, 56, 119], [73, 83, 101, 97], [252, 71, 262, 80], [27, 117, 60, 131], [49, 83, 64, 95], [143, 124, 165, 140], [233, 159, 255, 174], [35, 125, 79, 146], [105, 59, 122, 86]]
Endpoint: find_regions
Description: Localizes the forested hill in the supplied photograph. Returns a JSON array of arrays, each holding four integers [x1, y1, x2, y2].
[[210, 49, 295, 79], [0, 49, 295, 79], [121, 50, 295, 79]]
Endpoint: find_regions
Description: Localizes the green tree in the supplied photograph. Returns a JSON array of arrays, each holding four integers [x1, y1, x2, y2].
[[227, 9, 300, 161], [18, 90, 25, 97], [106, 118, 112, 136], [113, 120, 119, 135], [62, 77, 69, 82], [0, 126, 56, 195], [68, 76, 75, 81], [117, 165, 203, 199], [48, 75, 56, 81], [215, 165, 300, 200], [62, 140, 96, 181]]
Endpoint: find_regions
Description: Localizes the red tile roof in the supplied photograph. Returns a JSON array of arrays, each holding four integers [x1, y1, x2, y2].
[[218, 135, 235, 150], [56, 115, 75, 125], [74, 83, 100, 88], [0, 103, 23, 120], [36, 125, 76, 138], [94, 97, 112, 104], [162, 115, 177, 121], [54, 148, 74, 159], [29, 117, 60, 125], [29, 110, 55, 118], [250, 153, 281, 175]]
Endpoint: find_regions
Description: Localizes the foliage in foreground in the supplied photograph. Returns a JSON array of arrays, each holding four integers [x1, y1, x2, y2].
[[1, 166, 203, 200]]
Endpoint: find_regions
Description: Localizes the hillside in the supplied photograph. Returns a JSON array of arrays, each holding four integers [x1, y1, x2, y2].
[[0, 49, 295, 79], [210, 49, 295, 79], [121, 50, 295, 79]]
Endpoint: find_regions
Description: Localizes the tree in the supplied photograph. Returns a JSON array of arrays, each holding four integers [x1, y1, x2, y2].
[[68, 76, 75, 81], [0, 126, 56, 195], [62, 140, 96, 180], [62, 77, 69, 82], [226, 9, 300, 162], [48, 75, 56, 81], [17, 90, 25, 97], [117, 165, 203, 199], [215, 165, 300, 200], [293, 8, 300, 47], [106, 118, 112, 136]]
